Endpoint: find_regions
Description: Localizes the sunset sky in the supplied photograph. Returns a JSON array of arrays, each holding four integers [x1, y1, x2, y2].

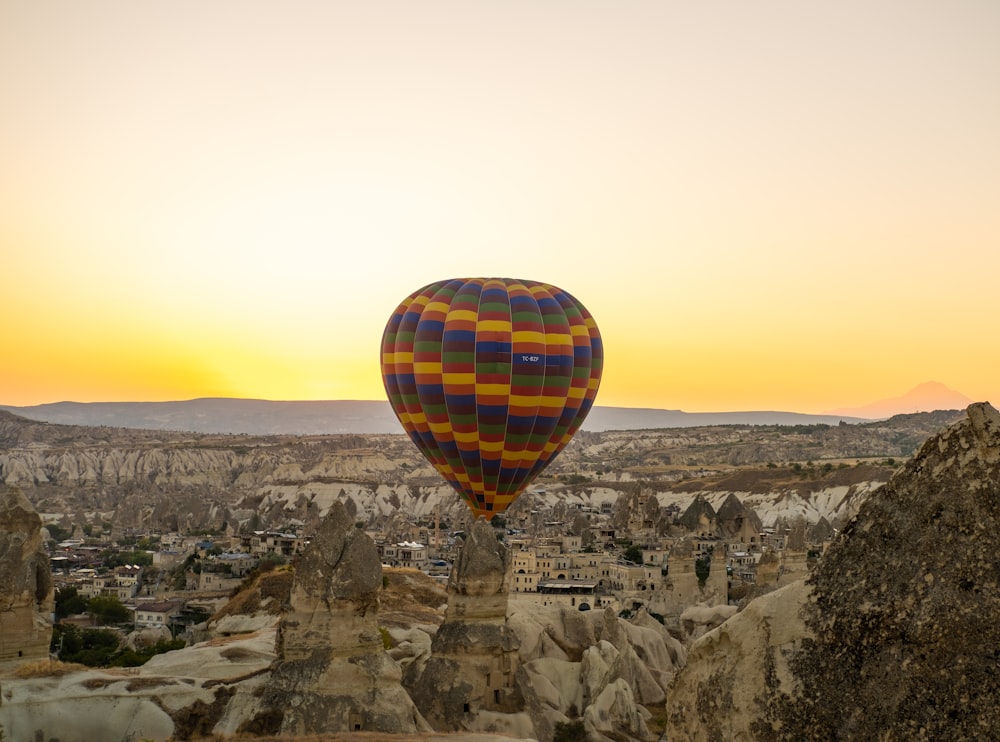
[[3, 1, 998, 413]]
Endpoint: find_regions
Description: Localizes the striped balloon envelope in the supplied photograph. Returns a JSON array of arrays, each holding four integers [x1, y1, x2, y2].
[[380, 277, 603, 521]]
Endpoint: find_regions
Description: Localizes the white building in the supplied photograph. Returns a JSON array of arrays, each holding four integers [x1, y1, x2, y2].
[[134, 599, 184, 629], [381, 540, 429, 570]]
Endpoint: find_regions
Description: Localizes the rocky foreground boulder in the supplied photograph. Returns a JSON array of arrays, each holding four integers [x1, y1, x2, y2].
[[667, 402, 1000, 740]]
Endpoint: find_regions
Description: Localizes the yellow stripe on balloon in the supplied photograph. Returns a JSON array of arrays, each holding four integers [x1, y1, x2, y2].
[[477, 383, 511, 396], [502, 450, 542, 464], [477, 319, 513, 332], [511, 330, 545, 344], [510, 394, 563, 407], [442, 372, 476, 385], [541, 332, 572, 346]]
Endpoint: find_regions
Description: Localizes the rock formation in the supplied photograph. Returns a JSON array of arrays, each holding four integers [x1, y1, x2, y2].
[[667, 402, 1000, 740], [250, 501, 429, 735], [401, 515, 689, 741], [649, 539, 728, 629], [678, 494, 717, 534], [715, 492, 763, 541], [0, 485, 53, 666], [502, 602, 688, 741], [404, 517, 522, 731], [667, 579, 812, 741]]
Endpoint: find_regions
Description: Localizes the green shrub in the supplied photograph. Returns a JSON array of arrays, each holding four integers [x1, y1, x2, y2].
[[554, 719, 586, 741], [695, 552, 712, 587], [379, 626, 393, 649], [622, 544, 643, 565]]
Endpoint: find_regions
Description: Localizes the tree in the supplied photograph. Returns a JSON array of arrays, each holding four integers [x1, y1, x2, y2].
[[695, 551, 712, 587], [51, 624, 120, 666], [54, 586, 88, 618], [87, 595, 130, 624], [46, 523, 71, 543], [51, 624, 183, 667], [101, 549, 153, 567], [623, 544, 644, 565]]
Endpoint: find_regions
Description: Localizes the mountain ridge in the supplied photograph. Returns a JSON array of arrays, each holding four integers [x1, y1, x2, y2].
[[0, 398, 873, 435], [825, 381, 974, 419]]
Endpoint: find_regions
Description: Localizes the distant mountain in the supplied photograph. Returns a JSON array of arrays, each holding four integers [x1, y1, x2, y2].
[[0, 398, 870, 435], [580, 407, 868, 431], [0, 399, 402, 436], [825, 382, 974, 420]]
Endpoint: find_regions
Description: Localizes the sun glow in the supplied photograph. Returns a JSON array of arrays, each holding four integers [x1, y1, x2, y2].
[[2, 2, 998, 410]]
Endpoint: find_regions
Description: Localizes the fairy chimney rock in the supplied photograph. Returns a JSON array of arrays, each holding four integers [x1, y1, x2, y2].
[[445, 517, 511, 620], [403, 517, 520, 729], [0, 486, 54, 666], [258, 501, 429, 736]]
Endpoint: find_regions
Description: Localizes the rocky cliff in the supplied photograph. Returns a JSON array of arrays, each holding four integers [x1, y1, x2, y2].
[[667, 402, 1000, 740]]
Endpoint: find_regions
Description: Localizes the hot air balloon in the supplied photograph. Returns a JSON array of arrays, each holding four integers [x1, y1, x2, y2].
[[380, 277, 603, 521]]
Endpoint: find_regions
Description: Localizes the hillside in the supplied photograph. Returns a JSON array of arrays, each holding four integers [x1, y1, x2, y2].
[[0, 408, 965, 534]]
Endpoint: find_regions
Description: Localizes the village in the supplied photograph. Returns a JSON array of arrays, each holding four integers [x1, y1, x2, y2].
[[45, 487, 834, 646]]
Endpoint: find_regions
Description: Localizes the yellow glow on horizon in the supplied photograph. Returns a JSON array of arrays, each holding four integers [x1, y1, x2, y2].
[[2, 2, 998, 412]]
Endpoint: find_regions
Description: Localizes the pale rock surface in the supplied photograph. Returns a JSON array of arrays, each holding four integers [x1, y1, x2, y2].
[[630, 607, 686, 668], [385, 625, 433, 670], [497, 601, 680, 741], [0, 628, 277, 742], [679, 602, 738, 643], [508, 597, 597, 663], [598, 606, 666, 706], [513, 657, 585, 741], [506, 606, 570, 663], [618, 610, 685, 692], [124, 624, 173, 651], [667, 579, 812, 741], [584, 677, 653, 741], [209, 611, 279, 637]]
